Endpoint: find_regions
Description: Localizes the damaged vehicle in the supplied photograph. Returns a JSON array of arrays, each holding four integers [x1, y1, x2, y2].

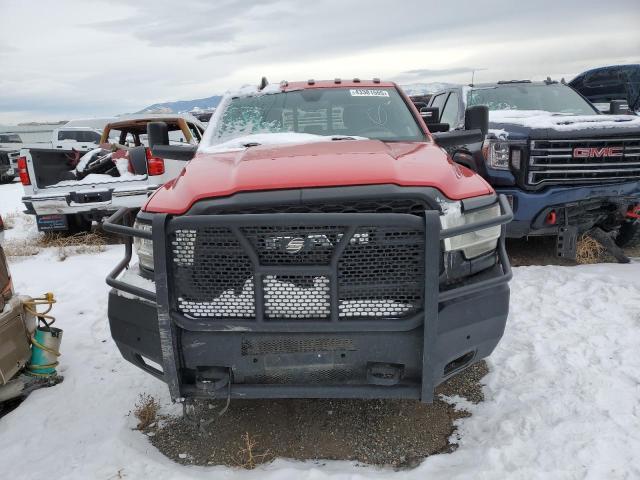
[[425, 80, 640, 256], [569, 64, 640, 114], [19, 114, 205, 232], [104, 78, 512, 405]]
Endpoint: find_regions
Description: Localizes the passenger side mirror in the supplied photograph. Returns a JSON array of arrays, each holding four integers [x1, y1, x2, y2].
[[420, 107, 439, 123], [464, 105, 489, 136], [147, 122, 196, 161], [420, 107, 450, 133], [609, 100, 630, 115], [148, 122, 169, 148]]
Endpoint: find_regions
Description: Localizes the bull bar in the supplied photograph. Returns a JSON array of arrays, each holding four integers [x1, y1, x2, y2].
[[103, 194, 513, 403]]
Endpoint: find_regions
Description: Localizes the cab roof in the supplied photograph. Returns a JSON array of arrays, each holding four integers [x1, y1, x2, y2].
[[279, 79, 397, 92]]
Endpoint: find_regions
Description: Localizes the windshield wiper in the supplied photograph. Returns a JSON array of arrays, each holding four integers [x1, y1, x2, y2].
[[330, 135, 358, 141], [243, 142, 261, 147]]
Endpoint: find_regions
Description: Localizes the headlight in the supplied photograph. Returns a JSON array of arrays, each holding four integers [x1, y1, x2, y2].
[[482, 139, 522, 170], [133, 220, 154, 271], [440, 202, 501, 259]]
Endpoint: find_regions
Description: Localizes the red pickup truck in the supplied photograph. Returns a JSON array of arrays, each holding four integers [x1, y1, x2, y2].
[[104, 79, 512, 405]]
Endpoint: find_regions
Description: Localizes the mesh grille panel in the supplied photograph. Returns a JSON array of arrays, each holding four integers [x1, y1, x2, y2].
[[210, 198, 428, 215], [172, 226, 255, 318], [338, 227, 424, 319], [264, 275, 330, 319], [241, 337, 355, 355], [243, 366, 362, 384], [170, 214, 425, 321]]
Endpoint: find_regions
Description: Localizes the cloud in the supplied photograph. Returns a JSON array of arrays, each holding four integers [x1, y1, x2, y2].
[[402, 67, 486, 77], [0, 0, 639, 123]]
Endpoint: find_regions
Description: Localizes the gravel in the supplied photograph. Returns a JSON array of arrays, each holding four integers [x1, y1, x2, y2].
[[149, 362, 488, 469]]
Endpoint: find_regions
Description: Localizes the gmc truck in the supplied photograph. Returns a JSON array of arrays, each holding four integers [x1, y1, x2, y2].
[[104, 79, 513, 405], [19, 114, 205, 232], [425, 80, 640, 256]]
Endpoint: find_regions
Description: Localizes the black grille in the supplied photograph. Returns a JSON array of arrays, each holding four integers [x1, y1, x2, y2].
[[209, 198, 429, 216], [528, 137, 640, 186], [243, 366, 362, 385], [169, 222, 425, 321], [242, 225, 344, 265], [172, 227, 255, 318], [241, 337, 356, 355], [338, 227, 423, 319]]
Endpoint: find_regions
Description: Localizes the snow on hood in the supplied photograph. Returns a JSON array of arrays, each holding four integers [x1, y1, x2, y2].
[[489, 110, 640, 131], [199, 132, 368, 154]]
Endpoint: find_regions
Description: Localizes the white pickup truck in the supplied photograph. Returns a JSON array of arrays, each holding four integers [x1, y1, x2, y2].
[[19, 114, 205, 232], [2, 125, 108, 183]]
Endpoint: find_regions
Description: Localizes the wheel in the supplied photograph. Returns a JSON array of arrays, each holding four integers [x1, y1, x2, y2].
[[615, 220, 640, 248], [66, 214, 92, 234]]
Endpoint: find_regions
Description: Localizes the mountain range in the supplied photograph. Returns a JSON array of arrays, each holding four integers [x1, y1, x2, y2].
[[136, 95, 222, 114]]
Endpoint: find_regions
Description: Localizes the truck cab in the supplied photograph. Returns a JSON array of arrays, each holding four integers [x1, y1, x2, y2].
[[426, 80, 640, 255], [105, 79, 513, 404]]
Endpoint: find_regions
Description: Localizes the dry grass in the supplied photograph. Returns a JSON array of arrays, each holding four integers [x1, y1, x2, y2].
[[234, 432, 272, 469], [1, 238, 41, 257], [39, 231, 107, 260], [1, 211, 19, 229], [575, 234, 605, 264], [133, 393, 160, 430], [4, 230, 107, 260]]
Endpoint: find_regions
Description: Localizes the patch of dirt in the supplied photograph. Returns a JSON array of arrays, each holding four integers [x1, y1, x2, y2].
[[147, 362, 488, 469]]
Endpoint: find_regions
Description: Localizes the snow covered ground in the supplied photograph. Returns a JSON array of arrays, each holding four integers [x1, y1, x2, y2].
[[1, 181, 639, 479]]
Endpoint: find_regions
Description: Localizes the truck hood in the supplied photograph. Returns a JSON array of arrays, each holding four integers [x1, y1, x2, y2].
[[144, 139, 492, 214], [488, 110, 640, 140]]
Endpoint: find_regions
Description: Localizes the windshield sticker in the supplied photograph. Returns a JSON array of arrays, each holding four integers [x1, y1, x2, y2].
[[349, 89, 390, 97]]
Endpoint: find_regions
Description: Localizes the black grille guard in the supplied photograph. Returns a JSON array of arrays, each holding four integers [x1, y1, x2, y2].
[[103, 194, 513, 401]]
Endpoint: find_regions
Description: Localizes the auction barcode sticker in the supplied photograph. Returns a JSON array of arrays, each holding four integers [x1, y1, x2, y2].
[[349, 89, 390, 97]]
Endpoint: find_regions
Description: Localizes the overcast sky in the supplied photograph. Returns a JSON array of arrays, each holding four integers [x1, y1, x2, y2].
[[0, 0, 638, 124]]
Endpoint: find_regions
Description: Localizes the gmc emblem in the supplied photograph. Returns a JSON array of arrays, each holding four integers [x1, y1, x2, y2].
[[573, 146, 623, 158]]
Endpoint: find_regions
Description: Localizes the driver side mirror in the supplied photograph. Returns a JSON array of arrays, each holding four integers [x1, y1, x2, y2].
[[432, 105, 489, 149], [147, 122, 196, 161], [464, 105, 489, 136]]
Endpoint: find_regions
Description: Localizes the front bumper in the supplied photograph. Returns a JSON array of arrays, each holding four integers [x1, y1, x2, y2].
[[497, 181, 640, 237], [104, 195, 513, 403]]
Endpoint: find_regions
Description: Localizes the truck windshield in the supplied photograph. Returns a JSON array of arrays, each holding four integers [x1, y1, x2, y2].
[[58, 130, 102, 143], [0, 133, 22, 143], [206, 87, 425, 146], [467, 84, 598, 115]]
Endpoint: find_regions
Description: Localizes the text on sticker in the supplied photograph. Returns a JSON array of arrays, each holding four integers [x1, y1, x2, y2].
[[349, 89, 390, 97]]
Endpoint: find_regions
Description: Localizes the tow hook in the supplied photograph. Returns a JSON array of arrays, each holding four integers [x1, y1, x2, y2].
[[588, 228, 630, 264], [183, 367, 232, 430]]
